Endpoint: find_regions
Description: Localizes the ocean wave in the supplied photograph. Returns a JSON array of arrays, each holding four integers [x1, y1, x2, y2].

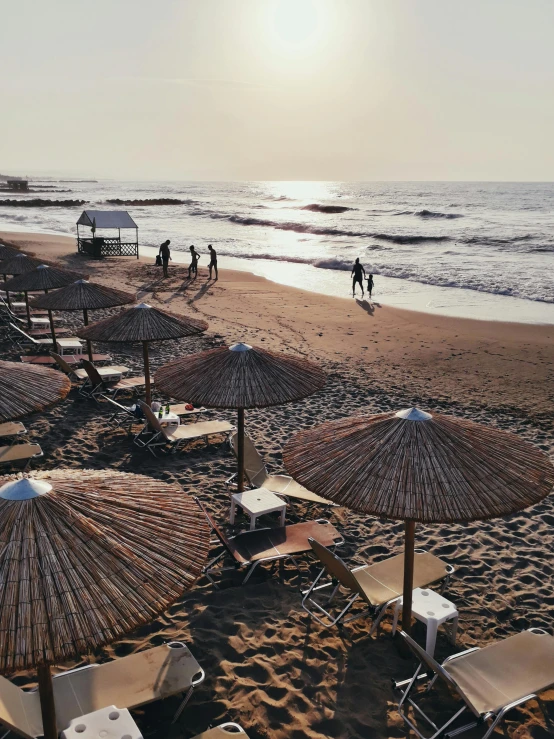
[[106, 198, 196, 206], [300, 203, 353, 213], [372, 233, 450, 244], [0, 199, 85, 207], [462, 234, 534, 245], [415, 209, 463, 219]]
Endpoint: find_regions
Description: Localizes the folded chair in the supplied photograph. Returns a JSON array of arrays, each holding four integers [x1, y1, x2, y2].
[[0, 443, 43, 470], [302, 539, 454, 632], [81, 360, 147, 401], [227, 431, 334, 507], [50, 352, 129, 396], [395, 628, 554, 739], [0, 642, 204, 738], [135, 401, 234, 456], [196, 497, 343, 586]]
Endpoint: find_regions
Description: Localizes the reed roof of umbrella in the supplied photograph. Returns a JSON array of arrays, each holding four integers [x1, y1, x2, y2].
[[31, 280, 135, 311], [154, 343, 326, 409], [0, 254, 47, 276], [283, 407, 554, 524], [0, 360, 71, 422], [0, 469, 210, 671], [0, 244, 18, 261], [2, 264, 87, 293], [76, 303, 208, 343]]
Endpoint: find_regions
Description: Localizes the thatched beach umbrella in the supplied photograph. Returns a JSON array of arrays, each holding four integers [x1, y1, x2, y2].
[[0, 253, 45, 309], [0, 243, 18, 261], [0, 359, 71, 421], [77, 303, 208, 404], [283, 407, 554, 637], [155, 343, 326, 491], [31, 279, 135, 361], [0, 469, 210, 739], [3, 264, 85, 339]]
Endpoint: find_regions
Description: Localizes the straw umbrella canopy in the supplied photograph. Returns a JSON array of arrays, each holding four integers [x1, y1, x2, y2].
[[155, 343, 327, 491], [31, 279, 136, 361], [0, 253, 45, 310], [3, 265, 86, 339], [0, 469, 210, 739], [283, 407, 554, 637], [0, 359, 71, 421], [77, 303, 208, 404], [0, 243, 18, 261]]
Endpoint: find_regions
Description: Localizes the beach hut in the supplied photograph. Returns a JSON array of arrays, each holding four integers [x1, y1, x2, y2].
[[32, 279, 135, 361], [155, 343, 326, 491], [76, 210, 139, 259], [0, 359, 71, 421], [0, 469, 210, 739], [77, 303, 208, 404], [283, 407, 554, 638]]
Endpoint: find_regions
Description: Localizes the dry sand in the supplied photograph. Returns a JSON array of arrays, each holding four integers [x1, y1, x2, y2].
[[1, 229, 554, 739]]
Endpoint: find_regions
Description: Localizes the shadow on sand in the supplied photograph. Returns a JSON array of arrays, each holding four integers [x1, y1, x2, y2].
[[356, 299, 381, 316]]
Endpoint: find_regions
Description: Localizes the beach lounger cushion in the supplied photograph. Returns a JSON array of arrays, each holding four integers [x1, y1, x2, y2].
[[0, 443, 42, 466], [0, 421, 26, 438], [0, 675, 43, 739], [227, 520, 342, 563], [166, 421, 234, 442]]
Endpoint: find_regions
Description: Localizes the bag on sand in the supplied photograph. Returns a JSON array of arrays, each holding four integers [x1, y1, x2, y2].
[[155, 255, 162, 267]]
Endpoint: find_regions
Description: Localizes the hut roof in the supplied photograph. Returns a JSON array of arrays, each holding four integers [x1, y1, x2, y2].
[[2, 264, 86, 293], [0, 254, 46, 276], [0, 360, 71, 421], [77, 210, 137, 229], [0, 469, 210, 671], [31, 280, 135, 311], [154, 343, 326, 409], [283, 408, 554, 523], [77, 303, 208, 343]]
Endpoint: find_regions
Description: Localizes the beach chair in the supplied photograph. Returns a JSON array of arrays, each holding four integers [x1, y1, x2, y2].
[[196, 497, 343, 585], [0, 443, 43, 470], [135, 401, 234, 456], [50, 352, 129, 396], [81, 360, 147, 401], [227, 431, 334, 507], [101, 395, 144, 434], [301, 539, 454, 631], [19, 353, 112, 366], [0, 641, 204, 738], [8, 322, 53, 351], [0, 421, 26, 441], [395, 628, 554, 739], [191, 724, 250, 739]]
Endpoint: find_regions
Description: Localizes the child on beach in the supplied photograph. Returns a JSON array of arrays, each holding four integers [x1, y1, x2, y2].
[[367, 273, 374, 298], [351, 258, 366, 298], [188, 245, 200, 278]]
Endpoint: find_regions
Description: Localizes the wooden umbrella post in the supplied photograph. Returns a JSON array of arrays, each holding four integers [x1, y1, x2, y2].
[[3, 274, 10, 310], [37, 663, 58, 739], [44, 288, 56, 347], [237, 407, 245, 492], [24, 291, 32, 328], [83, 308, 93, 362], [401, 520, 416, 635], [143, 341, 151, 406]]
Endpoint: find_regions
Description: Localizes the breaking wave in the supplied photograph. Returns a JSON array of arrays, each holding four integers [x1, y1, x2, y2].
[[106, 198, 196, 206], [300, 203, 353, 213]]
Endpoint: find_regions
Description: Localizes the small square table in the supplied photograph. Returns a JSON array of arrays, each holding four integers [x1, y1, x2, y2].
[[391, 587, 458, 658], [56, 338, 84, 355], [230, 487, 287, 530], [61, 705, 142, 738]]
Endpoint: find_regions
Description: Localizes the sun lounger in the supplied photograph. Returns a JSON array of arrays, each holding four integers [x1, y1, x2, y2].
[[301, 539, 454, 631], [0, 421, 26, 439], [135, 401, 234, 456], [0, 443, 43, 470], [51, 352, 128, 395], [395, 628, 554, 739], [196, 497, 343, 585], [81, 360, 147, 401], [101, 395, 145, 434], [228, 431, 334, 507], [0, 642, 204, 739], [8, 322, 67, 352], [28, 327, 71, 338], [20, 353, 112, 365], [191, 724, 250, 739]]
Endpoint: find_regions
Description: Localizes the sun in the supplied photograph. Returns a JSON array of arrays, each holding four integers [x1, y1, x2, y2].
[[272, 0, 319, 45]]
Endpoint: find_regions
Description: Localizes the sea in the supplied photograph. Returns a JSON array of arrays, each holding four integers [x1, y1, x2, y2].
[[1, 180, 553, 324]]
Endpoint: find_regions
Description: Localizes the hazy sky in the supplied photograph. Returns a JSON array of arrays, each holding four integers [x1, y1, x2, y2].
[[1, 0, 553, 180]]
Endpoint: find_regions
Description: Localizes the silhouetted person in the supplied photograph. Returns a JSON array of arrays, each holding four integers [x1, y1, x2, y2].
[[208, 244, 218, 280], [159, 239, 171, 278], [351, 258, 365, 298], [188, 245, 200, 279], [367, 273, 374, 299]]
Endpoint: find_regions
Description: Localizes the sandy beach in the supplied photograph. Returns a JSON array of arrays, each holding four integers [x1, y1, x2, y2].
[[1, 229, 554, 739]]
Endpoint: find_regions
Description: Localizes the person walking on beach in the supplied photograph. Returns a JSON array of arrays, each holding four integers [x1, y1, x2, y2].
[[367, 273, 374, 299], [208, 244, 218, 280], [188, 245, 200, 279], [159, 239, 171, 278], [351, 258, 366, 298]]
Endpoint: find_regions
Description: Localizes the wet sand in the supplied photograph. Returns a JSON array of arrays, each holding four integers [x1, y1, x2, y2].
[[1, 229, 553, 739]]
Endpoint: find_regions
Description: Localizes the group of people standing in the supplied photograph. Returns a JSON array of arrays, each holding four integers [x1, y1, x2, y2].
[[158, 241, 218, 280], [351, 258, 374, 299]]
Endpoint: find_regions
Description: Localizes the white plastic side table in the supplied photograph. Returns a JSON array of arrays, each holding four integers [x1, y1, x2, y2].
[[230, 487, 287, 530], [391, 588, 458, 658], [56, 338, 84, 355], [61, 705, 143, 738]]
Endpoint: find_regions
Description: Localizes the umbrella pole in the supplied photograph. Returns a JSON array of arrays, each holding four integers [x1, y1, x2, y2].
[[143, 341, 151, 405], [3, 274, 10, 310], [401, 520, 416, 635], [25, 291, 32, 328], [83, 309, 93, 362], [45, 289, 57, 348], [37, 663, 58, 739], [237, 407, 245, 492]]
